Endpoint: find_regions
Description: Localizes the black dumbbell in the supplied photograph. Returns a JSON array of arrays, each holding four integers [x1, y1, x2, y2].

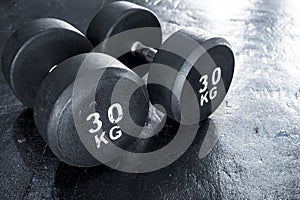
[[86, 1, 235, 123], [1, 18, 150, 167]]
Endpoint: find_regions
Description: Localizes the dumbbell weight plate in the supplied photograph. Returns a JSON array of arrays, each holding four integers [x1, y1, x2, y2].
[[148, 28, 235, 123], [1, 18, 93, 108], [86, 1, 162, 71], [34, 53, 150, 167]]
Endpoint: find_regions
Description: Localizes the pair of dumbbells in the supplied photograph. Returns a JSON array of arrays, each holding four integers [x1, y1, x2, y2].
[[1, 1, 234, 167]]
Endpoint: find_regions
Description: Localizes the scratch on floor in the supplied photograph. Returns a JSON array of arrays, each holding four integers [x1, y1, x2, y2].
[[20, 144, 48, 200]]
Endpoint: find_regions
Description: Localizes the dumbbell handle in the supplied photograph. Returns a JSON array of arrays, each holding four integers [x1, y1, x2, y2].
[[131, 41, 158, 63]]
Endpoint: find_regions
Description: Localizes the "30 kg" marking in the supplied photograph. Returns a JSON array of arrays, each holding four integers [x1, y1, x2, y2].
[[86, 103, 124, 149], [199, 67, 222, 106]]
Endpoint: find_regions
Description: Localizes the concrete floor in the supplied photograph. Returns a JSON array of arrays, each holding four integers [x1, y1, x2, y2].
[[0, 0, 300, 199]]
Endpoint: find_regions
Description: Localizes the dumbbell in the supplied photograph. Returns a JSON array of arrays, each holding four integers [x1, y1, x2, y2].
[[86, 1, 235, 123], [1, 18, 150, 167]]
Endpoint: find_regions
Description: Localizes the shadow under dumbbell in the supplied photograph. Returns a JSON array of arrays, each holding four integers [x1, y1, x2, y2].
[[12, 109, 57, 169], [53, 119, 222, 200]]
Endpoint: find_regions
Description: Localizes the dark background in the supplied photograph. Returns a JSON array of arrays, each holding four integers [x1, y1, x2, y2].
[[0, 0, 300, 199]]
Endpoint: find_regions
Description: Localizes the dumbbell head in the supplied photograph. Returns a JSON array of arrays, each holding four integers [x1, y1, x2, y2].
[[86, 1, 162, 70], [147, 28, 235, 123], [1, 18, 93, 108], [34, 53, 150, 167]]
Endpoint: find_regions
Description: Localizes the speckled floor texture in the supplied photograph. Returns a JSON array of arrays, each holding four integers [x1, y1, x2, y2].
[[0, 0, 299, 199]]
